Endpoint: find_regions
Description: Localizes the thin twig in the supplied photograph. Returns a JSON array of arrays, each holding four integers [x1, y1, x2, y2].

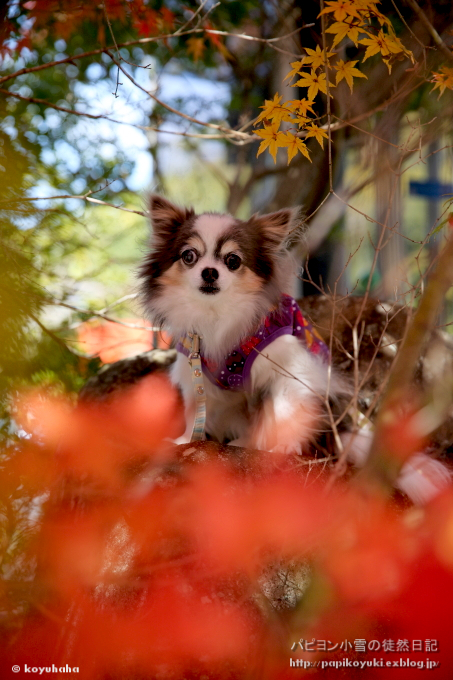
[[0, 88, 114, 119], [1, 193, 148, 216], [205, 25, 313, 45], [50, 300, 159, 332], [320, 0, 333, 192], [178, 0, 213, 33], [391, 0, 427, 50]]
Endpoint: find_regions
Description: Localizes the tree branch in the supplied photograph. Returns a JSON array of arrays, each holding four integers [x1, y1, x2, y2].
[[404, 0, 453, 62], [106, 51, 252, 143], [30, 313, 92, 359], [0, 23, 314, 88], [0, 88, 112, 120], [0, 88, 244, 140]]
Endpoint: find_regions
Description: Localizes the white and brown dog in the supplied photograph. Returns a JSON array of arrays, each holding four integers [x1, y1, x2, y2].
[[140, 195, 450, 504]]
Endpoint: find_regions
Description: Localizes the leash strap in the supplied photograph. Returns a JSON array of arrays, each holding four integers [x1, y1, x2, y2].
[[188, 333, 206, 441]]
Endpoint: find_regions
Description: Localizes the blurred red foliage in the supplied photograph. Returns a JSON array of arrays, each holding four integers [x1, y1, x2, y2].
[[14, 1, 175, 43], [0, 0, 231, 69], [2, 383, 453, 679], [4, 1, 227, 59], [77, 318, 171, 364]]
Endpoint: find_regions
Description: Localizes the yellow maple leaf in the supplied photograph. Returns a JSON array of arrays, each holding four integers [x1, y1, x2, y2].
[[354, 0, 380, 19], [284, 59, 305, 81], [334, 58, 367, 92], [431, 66, 453, 98], [287, 98, 316, 117], [387, 30, 414, 62], [369, 3, 393, 28], [360, 30, 404, 63], [293, 69, 334, 100], [360, 33, 386, 60], [254, 122, 285, 163], [304, 124, 329, 149], [254, 93, 283, 125], [318, 0, 361, 22], [278, 131, 312, 164], [303, 45, 335, 70], [326, 19, 361, 47], [187, 37, 206, 62], [255, 95, 295, 126], [273, 106, 297, 125]]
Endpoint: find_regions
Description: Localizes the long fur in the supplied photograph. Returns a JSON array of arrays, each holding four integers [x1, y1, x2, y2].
[[140, 195, 451, 503]]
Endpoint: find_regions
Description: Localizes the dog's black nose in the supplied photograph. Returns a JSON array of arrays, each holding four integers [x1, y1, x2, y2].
[[201, 268, 219, 284]]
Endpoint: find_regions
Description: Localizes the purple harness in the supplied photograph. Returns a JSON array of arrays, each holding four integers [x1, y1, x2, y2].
[[176, 294, 330, 392]]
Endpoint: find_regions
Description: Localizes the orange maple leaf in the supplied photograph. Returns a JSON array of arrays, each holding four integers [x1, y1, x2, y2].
[[187, 36, 206, 62], [431, 66, 453, 98]]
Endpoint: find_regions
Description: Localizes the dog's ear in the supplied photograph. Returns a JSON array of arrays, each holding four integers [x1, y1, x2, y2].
[[251, 208, 296, 250], [149, 195, 194, 243]]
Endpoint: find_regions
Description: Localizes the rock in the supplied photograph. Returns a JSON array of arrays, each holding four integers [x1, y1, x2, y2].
[[79, 348, 177, 403]]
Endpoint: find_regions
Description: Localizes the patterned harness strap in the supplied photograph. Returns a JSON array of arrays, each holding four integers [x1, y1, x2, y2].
[[183, 328, 373, 445], [180, 296, 331, 442]]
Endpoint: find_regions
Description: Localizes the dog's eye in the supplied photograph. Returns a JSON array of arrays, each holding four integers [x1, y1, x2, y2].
[[224, 253, 241, 271], [181, 249, 198, 266]]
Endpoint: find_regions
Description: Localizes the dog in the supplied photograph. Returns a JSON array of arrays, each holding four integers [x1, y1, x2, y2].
[[139, 195, 451, 504]]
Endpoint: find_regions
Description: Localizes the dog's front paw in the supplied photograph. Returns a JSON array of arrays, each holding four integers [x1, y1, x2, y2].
[[165, 434, 192, 446], [251, 401, 318, 456], [228, 437, 248, 448], [269, 442, 303, 456]]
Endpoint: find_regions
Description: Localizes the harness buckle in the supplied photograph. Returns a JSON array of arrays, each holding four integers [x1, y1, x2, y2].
[[188, 332, 200, 366]]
